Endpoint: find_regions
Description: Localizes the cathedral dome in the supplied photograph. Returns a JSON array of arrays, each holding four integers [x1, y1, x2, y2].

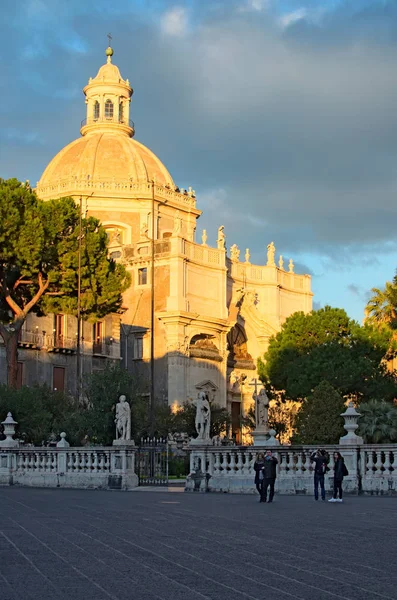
[[37, 132, 175, 199], [36, 46, 175, 200]]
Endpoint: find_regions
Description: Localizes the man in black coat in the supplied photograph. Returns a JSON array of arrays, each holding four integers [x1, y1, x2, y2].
[[262, 449, 278, 503], [310, 449, 329, 501]]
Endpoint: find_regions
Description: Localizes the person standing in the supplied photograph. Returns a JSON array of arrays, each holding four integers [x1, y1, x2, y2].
[[310, 449, 329, 501], [329, 451, 348, 503], [254, 452, 266, 502], [262, 449, 278, 503]]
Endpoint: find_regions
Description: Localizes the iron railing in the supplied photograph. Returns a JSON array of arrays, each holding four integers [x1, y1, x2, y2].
[[80, 117, 135, 129]]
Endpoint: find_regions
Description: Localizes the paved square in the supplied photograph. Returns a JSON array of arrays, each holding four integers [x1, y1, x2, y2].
[[0, 488, 395, 600]]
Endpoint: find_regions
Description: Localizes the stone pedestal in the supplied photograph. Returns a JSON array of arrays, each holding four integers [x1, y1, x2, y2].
[[189, 438, 212, 446], [113, 439, 135, 446], [252, 428, 269, 447]]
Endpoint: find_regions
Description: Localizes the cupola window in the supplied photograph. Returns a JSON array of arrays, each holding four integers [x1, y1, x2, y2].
[[93, 100, 100, 121], [105, 99, 114, 119], [119, 102, 124, 123]]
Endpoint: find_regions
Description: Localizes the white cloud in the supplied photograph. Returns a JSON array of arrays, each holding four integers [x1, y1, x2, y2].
[[278, 8, 307, 29], [238, 0, 269, 12], [161, 6, 188, 37]]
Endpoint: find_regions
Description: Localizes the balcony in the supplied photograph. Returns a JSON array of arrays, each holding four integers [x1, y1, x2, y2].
[[15, 330, 77, 353]]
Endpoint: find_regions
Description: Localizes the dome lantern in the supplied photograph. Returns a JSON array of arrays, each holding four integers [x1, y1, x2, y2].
[[80, 45, 134, 138]]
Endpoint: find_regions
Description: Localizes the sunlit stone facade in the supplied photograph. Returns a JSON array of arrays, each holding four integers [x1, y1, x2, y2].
[[36, 47, 313, 437]]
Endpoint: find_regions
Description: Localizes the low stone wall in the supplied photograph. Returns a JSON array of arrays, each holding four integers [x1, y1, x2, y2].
[[0, 446, 138, 490], [186, 444, 397, 495]]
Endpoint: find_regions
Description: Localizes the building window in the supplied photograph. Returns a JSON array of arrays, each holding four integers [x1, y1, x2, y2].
[[138, 267, 147, 285], [16, 362, 23, 390], [133, 336, 143, 360], [54, 314, 65, 348], [105, 99, 114, 119], [119, 102, 124, 123], [53, 366, 65, 392], [93, 321, 103, 354], [93, 100, 100, 120]]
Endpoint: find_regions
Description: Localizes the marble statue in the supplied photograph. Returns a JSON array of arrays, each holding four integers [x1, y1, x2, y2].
[[111, 229, 122, 245], [278, 255, 284, 270], [245, 248, 250, 263], [217, 226, 226, 250], [173, 210, 182, 234], [230, 244, 240, 262], [289, 259, 294, 273], [201, 229, 208, 246], [254, 387, 269, 430], [267, 242, 276, 266], [194, 391, 211, 440], [115, 395, 131, 441]]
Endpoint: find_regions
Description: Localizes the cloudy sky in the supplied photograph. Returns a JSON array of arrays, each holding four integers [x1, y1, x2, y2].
[[2, 0, 397, 321]]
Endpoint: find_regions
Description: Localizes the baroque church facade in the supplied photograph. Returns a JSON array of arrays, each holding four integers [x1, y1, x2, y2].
[[3, 47, 313, 437]]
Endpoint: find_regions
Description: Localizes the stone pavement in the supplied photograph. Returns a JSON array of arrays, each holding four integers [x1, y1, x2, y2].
[[0, 488, 396, 600]]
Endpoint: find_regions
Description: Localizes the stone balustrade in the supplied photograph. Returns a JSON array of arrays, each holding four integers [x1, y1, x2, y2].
[[0, 446, 138, 490], [186, 444, 397, 495]]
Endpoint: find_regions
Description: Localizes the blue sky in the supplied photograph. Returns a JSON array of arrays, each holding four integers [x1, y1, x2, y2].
[[2, 0, 397, 322]]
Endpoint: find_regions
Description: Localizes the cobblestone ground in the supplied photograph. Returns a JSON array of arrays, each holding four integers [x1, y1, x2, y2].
[[0, 488, 396, 600]]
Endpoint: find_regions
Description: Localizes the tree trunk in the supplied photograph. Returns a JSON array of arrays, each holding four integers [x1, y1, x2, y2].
[[5, 331, 19, 388], [0, 324, 22, 389]]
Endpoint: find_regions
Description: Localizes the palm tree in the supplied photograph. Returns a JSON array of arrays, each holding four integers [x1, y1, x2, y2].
[[358, 400, 397, 444], [365, 282, 397, 330]]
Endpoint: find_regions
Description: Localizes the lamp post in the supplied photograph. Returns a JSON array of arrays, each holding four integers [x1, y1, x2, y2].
[[150, 181, 155, 434], [76, 196, 83, 399]]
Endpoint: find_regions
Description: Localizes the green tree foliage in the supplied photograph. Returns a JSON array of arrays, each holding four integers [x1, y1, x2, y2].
[[0, 385, 81, 446], [357, 400, 397, 443], [365, 282, 397, 331], [261, 306, 397, 402], [0, 178, 131, 387], [292, 381, 346, 444]]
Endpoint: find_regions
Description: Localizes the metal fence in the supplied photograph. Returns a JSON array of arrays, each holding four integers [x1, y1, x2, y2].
[[136, 438, 168, 486]]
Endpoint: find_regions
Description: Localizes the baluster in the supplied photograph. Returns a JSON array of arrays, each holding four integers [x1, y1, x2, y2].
[[207, 452, 214, 476], [93, 452, 99, 473], [107, 451, 111, 472], [87, 452, 93, 471], [383, 450, 391, 475], [296, 452, 303, 475], [213, 451, 220, 476], [375, 451, 383, 477], [366, 450, 374, 476], [236, 451, 243, 475], [219, 451, 226, 475], [67, 452, 73, 471]]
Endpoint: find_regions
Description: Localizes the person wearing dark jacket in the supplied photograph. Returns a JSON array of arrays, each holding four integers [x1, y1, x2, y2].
[[262, 449, 278, 503], [329, 451, 348, 503], [310, 449, 329, 501], [254, 453, 266, 502]]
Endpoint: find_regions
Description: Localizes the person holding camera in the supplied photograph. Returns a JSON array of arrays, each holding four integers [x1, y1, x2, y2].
[[262, 449, 278, 503], [310, 448, 329, 501]]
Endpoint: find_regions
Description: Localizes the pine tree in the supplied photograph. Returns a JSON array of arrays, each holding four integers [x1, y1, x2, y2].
[[293, 381, 346, 444]]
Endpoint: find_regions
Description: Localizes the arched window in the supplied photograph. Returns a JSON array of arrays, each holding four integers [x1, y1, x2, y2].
[[119, 102, 124, 123], [105, 99, 114, 119], [93, 100, 100, 121]]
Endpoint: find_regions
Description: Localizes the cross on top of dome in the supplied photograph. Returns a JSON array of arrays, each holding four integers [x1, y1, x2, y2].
[[106, 33, 113, 63]]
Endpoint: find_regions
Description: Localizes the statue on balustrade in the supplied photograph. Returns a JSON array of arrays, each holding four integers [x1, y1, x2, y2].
[[267, 241, 276, 266], [254, 387, 269, 430], [217, 225, 226, 250], [194, 391, 211, 441], [115, 395, 131, 441]]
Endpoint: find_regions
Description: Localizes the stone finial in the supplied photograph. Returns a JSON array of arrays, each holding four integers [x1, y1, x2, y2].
[[57, 432, 70, 448], [278, 255, 284, 270], [267, 242, 275, 266], [339, 402, 363, 445], [201, 229, 208, 246], [288, 259, 294, 273], [245, 248, 250, 263], [230, 244, 240, 262], [0, 412, 19, 447]]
